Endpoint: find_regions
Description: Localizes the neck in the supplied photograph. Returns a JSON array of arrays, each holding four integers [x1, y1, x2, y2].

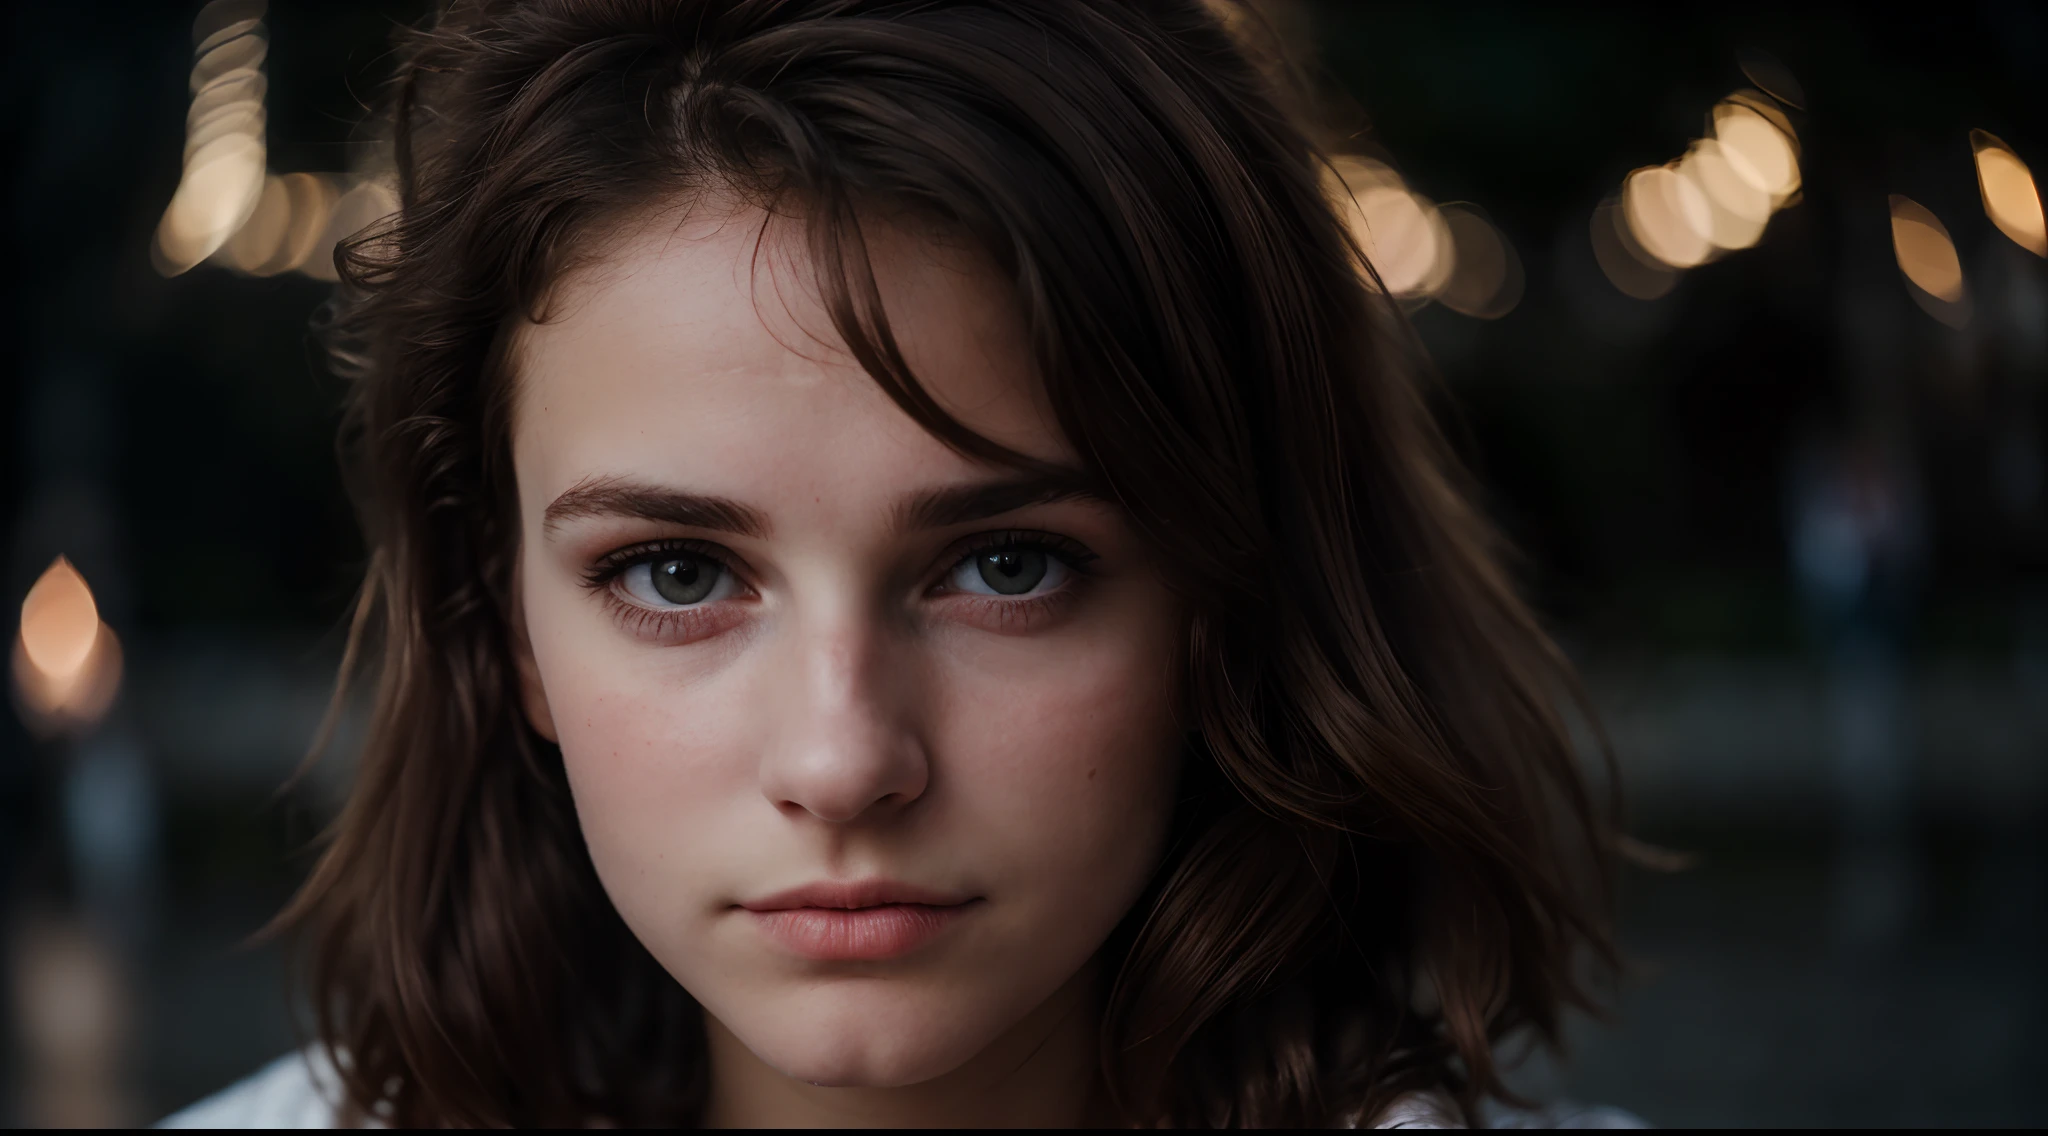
[[701, 965, 1107, 1129]]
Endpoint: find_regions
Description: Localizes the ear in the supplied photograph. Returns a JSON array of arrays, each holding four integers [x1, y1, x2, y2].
[[509, 553, 560, 744]]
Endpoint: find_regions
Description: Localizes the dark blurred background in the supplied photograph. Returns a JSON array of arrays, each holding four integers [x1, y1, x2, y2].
[[2, 0, 2043, 1126]]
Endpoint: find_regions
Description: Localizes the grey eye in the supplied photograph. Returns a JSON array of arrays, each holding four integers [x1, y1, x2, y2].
[[620, 555, 732, 607], [652, 557, 719, 604], [948, 545, 1068, 597], [976, 548, 1047, 595]]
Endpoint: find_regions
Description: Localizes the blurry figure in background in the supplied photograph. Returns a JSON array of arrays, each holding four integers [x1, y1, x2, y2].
[[1787, 425, 1927, 949], [1979, 233, 2048, 702], [6, 621, 147, 1133], [7, 363, 160, 1125], [0, 689, 26, 1120], [1977, 231, 2048, 959], [10, 915, 135, 1127]]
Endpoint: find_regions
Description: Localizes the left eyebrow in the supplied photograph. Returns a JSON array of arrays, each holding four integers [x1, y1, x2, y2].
[[896, 471, 1105, 531], [542, 475, 771, 538]]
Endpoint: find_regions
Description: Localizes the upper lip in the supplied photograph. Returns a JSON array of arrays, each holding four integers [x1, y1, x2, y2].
[[740, 879, 977, 912]]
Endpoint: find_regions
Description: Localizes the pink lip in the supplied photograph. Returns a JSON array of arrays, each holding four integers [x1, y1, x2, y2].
[[741, 880, 980, 961]]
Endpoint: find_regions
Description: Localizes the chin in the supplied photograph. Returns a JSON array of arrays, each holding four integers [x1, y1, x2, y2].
[[731, 980, 998, 1088]]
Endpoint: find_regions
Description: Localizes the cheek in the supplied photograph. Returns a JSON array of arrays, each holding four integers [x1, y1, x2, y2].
[[931, 610, 1184, 896], [522, 594, 758, 897], [949, 653, 1175, 795]]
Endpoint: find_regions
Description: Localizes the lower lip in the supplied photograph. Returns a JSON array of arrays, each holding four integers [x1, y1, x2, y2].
[[747, 903, 975, 961]]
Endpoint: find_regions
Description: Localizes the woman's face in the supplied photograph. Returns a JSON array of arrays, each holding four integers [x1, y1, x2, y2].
[[509, 200, 1184, 1091]]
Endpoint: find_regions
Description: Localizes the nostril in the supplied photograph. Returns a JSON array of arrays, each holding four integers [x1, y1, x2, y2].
[[756, 699, 930, 823]]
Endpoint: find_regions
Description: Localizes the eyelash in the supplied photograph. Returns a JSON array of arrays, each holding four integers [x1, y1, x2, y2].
[[581, 537, 747, 640], [579, 530, 1099, 639], [581, 537, 738, 590], [939, 529, 1100, 587], [932, 529, 1100, 631]]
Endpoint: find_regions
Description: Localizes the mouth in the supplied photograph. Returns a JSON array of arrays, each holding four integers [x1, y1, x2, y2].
[[740, 880, 981, 961]]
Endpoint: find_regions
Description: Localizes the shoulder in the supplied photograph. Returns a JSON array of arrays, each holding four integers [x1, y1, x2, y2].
[[1480, 1100, 1650, 1129], [1368, 1092, 1650, 1129], [156, 1049, 354, 1129]]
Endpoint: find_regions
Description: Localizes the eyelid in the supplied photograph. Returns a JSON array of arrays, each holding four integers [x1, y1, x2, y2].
[[930, 528, 1099, 593], [945, 528, 1098, 564], [584, 538, 752, 645], [581, 537, 750, 591], [582, 529, 1097, 599]]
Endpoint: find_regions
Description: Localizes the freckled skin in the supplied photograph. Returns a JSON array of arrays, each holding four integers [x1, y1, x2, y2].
[[508, 201, 1184, 1127]]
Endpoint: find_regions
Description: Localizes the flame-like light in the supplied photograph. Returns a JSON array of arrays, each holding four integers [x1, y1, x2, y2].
[[1890, 196, 1964, 301], [1972, 130, 2046, 257], [11, 558, 123, 736], [1889, 194, 1970, 328], [19, 558, 96, 680]]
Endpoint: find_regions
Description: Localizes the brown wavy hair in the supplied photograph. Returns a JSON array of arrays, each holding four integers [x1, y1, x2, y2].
[[283, 0, 1623, 1126]]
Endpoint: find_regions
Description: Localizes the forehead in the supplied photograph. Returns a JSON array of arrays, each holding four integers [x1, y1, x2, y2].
[[509, 199, 1067, 514]]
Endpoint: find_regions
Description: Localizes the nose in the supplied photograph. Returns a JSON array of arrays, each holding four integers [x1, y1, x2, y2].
[[757, 615, 929, 823]]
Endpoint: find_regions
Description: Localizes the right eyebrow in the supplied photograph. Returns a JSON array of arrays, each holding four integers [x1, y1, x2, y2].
[[541, 475, 770, 538]]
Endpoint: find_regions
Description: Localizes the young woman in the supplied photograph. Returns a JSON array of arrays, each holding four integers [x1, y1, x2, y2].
[[167, 0, 1631, 1127]]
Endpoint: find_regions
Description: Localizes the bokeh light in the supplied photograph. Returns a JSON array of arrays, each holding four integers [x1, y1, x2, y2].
[[1713, 101, 1802, 204], [1591, 199, 1680, 300], [11, 558, 124, 737], [1624, 165, 1715, 268], [182, 102, 266, 165], [1889, 194, 1970, 328], [1592, 87, 1802, 298], [189, 28, 267, 93], [216, 174, 293, 274], [190, 0, 267, 47], [153, 0, 389, 283], [195, 13, 264, 56], [1736, 48, 1806, 110], [154, 133, 266, 275], [154, 5, 271, 278], [296, 178, 399, 283], [1327, 156, 1454, 299], [186, 72, 266, 136], [257, 171, 344, 276], [1435, 203, 1524, 319], [1679, 140, 1772, 250], [1972, 130, 2046, 257], [1327, 154, 1403, 193], [18, 558, 98, 681]]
